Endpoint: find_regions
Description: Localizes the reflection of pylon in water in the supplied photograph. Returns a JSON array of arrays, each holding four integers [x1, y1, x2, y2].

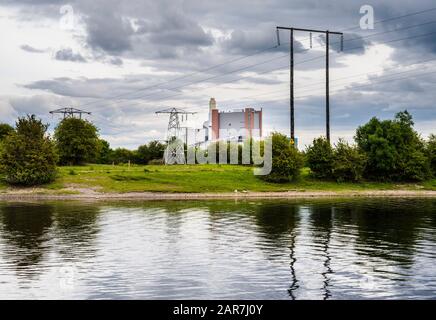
[[155, 108, 195, 164]]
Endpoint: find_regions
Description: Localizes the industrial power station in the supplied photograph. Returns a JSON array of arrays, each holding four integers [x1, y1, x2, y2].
[[196, 98, 263, 147]]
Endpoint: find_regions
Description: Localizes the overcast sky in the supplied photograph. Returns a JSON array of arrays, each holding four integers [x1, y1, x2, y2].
[[1, 0, 435, 149]]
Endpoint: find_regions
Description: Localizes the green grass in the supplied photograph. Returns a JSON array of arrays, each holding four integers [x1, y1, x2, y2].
[[1, 164, 435, 193], [40, 164, 436, 193]]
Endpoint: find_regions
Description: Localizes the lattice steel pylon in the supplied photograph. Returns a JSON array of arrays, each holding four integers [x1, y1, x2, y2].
[[155, 108, 196, 164], [49, 107, 92, 119]]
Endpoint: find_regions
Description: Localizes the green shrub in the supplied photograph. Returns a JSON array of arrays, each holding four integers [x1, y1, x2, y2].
[[427, 134, 436, 176], [355, 111, 431, 181], [148, 159, 164, 165], [0, 123, 14, 141], [0, 115, 58, 186], [398, 146, 431, 181], [332, 139, 367, 182], [306, 137, 334, 179], [262, 132, 304, 183], [136, 140, 166, 164], [95, 139, 112, 164], [110, 148, 136, 164]]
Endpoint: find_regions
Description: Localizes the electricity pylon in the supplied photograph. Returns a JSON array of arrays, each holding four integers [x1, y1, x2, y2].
[[155, 108, 196, 164], [276, 27, 343, 143], [49, 107, 92, 119]]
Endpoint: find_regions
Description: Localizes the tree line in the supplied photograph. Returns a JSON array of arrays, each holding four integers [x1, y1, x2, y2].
[[0, 116, 165, 185], [268, 110, 436, 183], [0, 110, 435, 186]]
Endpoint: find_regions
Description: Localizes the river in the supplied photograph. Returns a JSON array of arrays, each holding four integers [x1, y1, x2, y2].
[[0, 198, 435, 299]]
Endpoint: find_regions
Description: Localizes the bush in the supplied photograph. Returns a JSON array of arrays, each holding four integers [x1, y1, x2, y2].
[[306, 137, 334, 179], [54, 117, 100, 165], [95, 139, 112, 164], [110, 148, 136, 164], [332, 139, 367, 182], [136, 140, 165, 164], [0, 115, 58, 186], [355, 111, 431, 181], [0, 123, 14, 141], [398, 146, 431, 181], [262, 132, 304, 183], [426, 134, 436, 176], [148, 159, 164, 165]]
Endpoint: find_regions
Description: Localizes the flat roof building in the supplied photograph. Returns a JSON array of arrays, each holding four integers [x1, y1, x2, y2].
[[196, 98, 263, 146]]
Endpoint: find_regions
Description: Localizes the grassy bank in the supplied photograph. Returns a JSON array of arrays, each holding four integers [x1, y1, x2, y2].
[[1, 164, 434, 194]]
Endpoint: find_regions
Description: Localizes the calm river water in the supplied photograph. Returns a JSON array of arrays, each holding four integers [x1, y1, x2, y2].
[[0, 198, 435, 299]]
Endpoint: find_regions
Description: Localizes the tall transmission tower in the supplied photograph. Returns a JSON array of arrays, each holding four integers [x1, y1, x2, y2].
[[276, 27, 343, 143], [155, 108, 196, 164], [49, 107, 92, 119]]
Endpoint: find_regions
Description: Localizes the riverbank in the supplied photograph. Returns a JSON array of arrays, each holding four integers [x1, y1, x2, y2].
[[0, 164, 435, 200], [1, 189, 436, 201]]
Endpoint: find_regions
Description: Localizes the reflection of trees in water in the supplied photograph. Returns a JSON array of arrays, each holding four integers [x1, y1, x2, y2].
[[0, 203, 54, 278], [254, 203, 300, 300], [336, 199, 429, 267], [308, 206, 333, 300], [0, 202, 102, 279], [52, 203, 101, 260]]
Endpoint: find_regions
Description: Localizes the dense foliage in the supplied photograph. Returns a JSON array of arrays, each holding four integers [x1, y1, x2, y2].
[[0, 123, 14, 141], [305, 137, 334, 179], [136, 141, 166, 164], [100, 140, 165, 165], [332, 139, 367, 182], [427, 134, 436, 176], [262, 132, 304, 183], [110, 148, 136, 164], [95, 139, 112, 164], [355, 111, 430, 181], [54, 118, 100, 165], [0, 115, 57, 185]]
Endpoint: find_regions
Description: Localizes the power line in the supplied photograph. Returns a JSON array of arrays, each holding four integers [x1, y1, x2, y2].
[[90, 20, 436, 109], [76, 7, 436, 110], [87, 28, 436, 112], [226, 57, 436, 107], [233, 68, 436, 106]]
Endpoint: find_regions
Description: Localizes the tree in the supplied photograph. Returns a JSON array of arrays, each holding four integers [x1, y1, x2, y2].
[[427, 134, 436, 176], [332, 139, 367, 182], [306, 137, 334, 179], [0, 115, 57, 186], [0, 123, 14, 141], [110, 148, 135, 164], [54, 117, 100, 165], [95, 139, 112, 164], [136, 140, 165, 164], [355, 110, 430, 181], [262, 132, 304, 183]]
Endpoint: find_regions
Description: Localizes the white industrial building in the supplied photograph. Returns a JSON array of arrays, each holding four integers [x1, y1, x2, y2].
[[195, 98, 263, 146]]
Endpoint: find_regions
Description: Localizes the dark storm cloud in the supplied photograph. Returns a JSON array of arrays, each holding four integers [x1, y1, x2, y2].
[[54, 48, 86, 62], [221, 25, 304, 55], [85, 10, 134, 54]]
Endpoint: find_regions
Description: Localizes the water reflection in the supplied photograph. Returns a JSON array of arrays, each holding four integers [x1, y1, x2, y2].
[[0, 203, 53, 278], [254, 204, 300, 299], [52, 203, 101, 260], [308, 206, 333, 300], [0, 199, 434, 299], [337, 201, 424, 267]]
